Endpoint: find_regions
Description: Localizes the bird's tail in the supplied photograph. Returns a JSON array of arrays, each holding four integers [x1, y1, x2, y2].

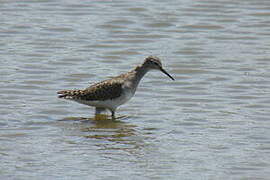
[[57, 90, 84, 99]]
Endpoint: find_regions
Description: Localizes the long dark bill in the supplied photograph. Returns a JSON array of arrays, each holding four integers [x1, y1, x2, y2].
[[160, 67, 175, 81]]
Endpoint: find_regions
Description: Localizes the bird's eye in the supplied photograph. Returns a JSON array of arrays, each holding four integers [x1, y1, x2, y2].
[[154, 62, 158, 65]]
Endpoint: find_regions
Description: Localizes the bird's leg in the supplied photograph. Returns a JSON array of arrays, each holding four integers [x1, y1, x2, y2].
[[111, 110, 115, 119], [95, 107, 106, 115]]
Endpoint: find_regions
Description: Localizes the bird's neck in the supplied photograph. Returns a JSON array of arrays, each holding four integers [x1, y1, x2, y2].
[[134, 65, 149, 81], [126, 65, 149, 91]]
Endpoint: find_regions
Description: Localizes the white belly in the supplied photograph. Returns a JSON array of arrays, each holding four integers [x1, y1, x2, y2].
[[74, 90, 134, 111]]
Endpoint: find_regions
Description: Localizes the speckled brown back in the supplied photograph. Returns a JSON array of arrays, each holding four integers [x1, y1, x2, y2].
[[57, 78, 124, 101]]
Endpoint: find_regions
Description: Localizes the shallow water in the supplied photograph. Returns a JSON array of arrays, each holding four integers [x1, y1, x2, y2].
[[1, 0, 270, 179]]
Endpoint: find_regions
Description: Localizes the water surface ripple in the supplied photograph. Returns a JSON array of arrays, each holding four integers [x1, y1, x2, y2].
[[1, 0, 270, 179]]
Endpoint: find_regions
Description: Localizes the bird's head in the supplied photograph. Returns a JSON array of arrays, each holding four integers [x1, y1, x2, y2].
[[142, 56, 174, 81]]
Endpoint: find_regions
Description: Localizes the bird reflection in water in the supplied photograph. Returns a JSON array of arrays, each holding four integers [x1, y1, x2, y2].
[[60, 115, 144, 155]]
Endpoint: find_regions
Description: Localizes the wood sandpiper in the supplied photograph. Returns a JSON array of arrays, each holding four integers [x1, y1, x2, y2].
[[57, 56, 174, 118]]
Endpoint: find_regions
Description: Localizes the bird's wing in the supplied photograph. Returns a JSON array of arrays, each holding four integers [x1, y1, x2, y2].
[[58, 79, 123, 101], [82, 79, 123, 101]]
